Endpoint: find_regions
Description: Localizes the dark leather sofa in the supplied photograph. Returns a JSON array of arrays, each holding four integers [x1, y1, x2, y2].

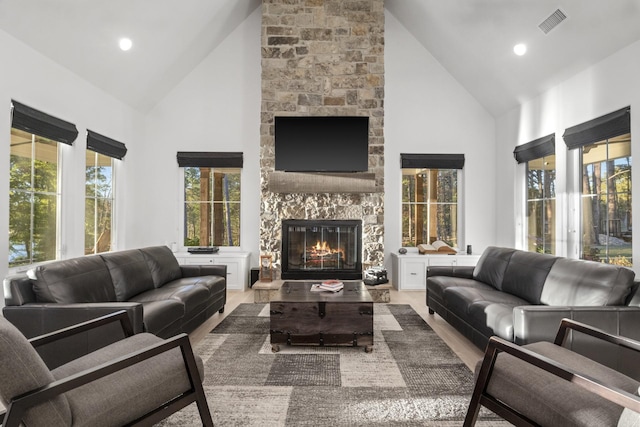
[[3, 245, 226, 368], [427, 246, 640, 380]]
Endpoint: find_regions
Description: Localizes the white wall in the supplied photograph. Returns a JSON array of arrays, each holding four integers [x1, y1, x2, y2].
[[135, 8, 262, 263], [384, 10, 497, 268], [496, 39, 640, 272], [0, 29, 142, 307]]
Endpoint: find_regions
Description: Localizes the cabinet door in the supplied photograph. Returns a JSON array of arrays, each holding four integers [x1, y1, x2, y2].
[[216, 260, 240, 290], [183, 257, 214, 265], [427, 256, 456, 267], [402, 261, 426, 289]]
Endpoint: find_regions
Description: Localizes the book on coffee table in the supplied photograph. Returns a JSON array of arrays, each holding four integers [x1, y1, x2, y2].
[[310, 280, 344, 292]]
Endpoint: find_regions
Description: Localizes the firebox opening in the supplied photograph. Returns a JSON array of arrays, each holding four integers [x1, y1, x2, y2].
[[281, 219, 363, 280]]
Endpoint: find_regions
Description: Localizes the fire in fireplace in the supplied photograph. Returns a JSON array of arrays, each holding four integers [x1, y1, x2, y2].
[[281, 219, 362, 280]]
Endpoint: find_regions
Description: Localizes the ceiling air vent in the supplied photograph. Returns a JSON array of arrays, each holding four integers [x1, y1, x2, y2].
[[538, 9, 567, 34]]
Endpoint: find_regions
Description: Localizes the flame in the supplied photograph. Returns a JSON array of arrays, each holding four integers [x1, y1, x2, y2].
[[315, 241, 330, 252]]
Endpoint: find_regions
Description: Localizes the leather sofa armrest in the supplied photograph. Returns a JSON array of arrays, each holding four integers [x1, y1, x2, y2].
[[427, 265, 474, 279], [513, 305, 640, 345], [181, 264, 227, 280], [2, 302, 144, 369]]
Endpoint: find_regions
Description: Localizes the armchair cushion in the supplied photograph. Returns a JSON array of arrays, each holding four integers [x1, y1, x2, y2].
[[486, 341, 639, 426], [140, 246, 183, 288], [0, 316, 71, 425], [52, 332, 204, 427], [30, 255, 116, 303]]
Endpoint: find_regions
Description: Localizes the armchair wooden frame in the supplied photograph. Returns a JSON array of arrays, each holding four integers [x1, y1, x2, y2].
[[464, 318, 640, 426], [1, 310, 213, 427]]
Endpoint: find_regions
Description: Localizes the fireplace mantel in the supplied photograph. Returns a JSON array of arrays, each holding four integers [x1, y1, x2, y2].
[[267, 171, 379, 194]]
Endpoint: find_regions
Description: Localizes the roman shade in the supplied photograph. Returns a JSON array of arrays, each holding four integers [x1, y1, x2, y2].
[[563, 107, 630, 150], [176, 152, 243, 168], [11, 100, 78, 145], [87, 130, 127, 160], [400, 153, 465, 169], [513, 134, 555, 163]]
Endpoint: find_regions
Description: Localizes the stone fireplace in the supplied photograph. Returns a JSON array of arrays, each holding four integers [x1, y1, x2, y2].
[[260, 0, 385, 278]]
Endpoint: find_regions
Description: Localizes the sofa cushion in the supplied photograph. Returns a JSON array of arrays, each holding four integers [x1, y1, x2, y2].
[[443, 287, 528, 330], [541, 258, 636, 306], [139, 246, 183, 288], [162, 276, 226, 297], [132, 299, 184, 337], [30, 255, 116, 303], [501, 250, 557, 304], [472, 246, 517, 290], [484, 341, 639, 426], [468, 302, 518, 341], [130, 284, 210, 313], [101, 250, 155, 302], [427, 276, 494, 301]]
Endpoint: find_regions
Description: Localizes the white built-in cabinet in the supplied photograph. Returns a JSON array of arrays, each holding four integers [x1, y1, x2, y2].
[[390, 252, 480, 290], [174, 252, 250, 291]]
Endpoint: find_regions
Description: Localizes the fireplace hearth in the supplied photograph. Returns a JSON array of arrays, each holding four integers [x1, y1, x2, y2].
[[281, 219, 362, 280]]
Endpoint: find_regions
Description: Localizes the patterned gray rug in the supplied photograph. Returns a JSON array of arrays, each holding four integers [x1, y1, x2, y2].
[[158, 304, 508, 426]]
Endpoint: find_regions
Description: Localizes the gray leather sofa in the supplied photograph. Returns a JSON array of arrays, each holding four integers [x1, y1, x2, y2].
[[427, 246, 640, 380], [3, 245, 226, 368]]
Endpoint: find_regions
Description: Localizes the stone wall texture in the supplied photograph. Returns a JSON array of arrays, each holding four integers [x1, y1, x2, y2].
[[260, 0, 385, 275]]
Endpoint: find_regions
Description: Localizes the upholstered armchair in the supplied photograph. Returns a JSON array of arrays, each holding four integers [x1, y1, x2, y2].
[[464, 318, 640, 426], [0, 310, 213, 426]]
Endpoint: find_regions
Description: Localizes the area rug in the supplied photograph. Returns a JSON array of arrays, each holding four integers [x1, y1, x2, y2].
[[158, 304, 508, 426]]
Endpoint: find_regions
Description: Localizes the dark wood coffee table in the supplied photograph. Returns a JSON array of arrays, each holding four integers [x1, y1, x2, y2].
[[270, 281, 374, 352]]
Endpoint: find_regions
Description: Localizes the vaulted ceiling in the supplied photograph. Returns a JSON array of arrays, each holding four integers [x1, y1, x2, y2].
[[1, 0, 639, 117]]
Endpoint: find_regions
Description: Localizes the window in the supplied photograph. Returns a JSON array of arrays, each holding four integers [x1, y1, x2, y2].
[[580, 134, 632, 265], [178, 151, 243, 248], [9, 129, 60, 267], [563, 107, 631, 266], [514, 133, 557, 254], [402, 168, 459, 247], [8, 101, 78, 268], [526, 155, 556, 254], [85, 151, 113, 254], [400, 154, 464, 248], [184, 167, 241, 247], [84, 130, 126, 255]]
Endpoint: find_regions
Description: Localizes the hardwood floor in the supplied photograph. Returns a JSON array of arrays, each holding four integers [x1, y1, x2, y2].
[[189, 288, 484, 370]]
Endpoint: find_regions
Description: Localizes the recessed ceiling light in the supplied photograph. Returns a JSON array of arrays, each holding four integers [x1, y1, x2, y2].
[[513, 43, 527, 56], [119, 38, 133, 51]]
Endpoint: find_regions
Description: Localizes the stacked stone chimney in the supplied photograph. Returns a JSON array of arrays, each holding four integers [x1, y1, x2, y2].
[[260, 0, 385, 274]]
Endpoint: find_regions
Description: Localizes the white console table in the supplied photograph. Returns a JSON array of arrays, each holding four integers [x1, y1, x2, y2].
[[391, 252, 480, 290], [174, 252, 250, 291]]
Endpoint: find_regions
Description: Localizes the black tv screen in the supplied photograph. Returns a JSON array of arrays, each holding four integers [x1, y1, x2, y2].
[[274, 116, 369, 172]]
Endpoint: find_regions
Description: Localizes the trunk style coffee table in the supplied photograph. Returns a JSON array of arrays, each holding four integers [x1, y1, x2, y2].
[[270, 281, 374, 353]]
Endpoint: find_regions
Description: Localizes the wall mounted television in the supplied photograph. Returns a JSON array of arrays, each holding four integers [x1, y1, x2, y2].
[[274, 116, 369, 172]]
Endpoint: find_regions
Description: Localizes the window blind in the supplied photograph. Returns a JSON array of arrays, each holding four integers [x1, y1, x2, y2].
[[400, 153, 465, 169], [87, 130, 127, 160], [11, 100, 78, 145], [513, 134, 555, 163], [177, 152, 243, 168], [563, 107, 630, 150]]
